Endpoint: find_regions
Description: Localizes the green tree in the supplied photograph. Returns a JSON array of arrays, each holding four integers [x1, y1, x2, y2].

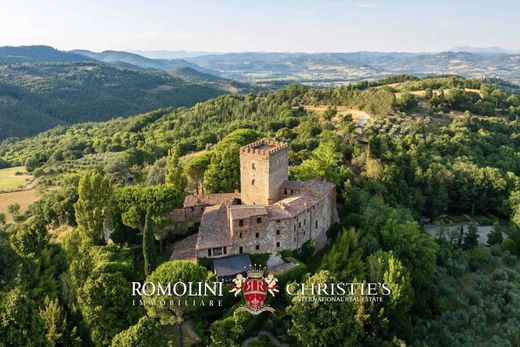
[[0, 212, 5, 226], [7, 203, 20, 219], [204, 129, 259, 193], [463, 222, 480, 249], [320, 228, 364, 281], [165, 147, 187, 192], [204, 142, 241, 193], [487, 221, 503, 246], [111, 316, 167, 347], [184, 151, 213, 193], [0, 289, 49, 347], [360, 251, 413, 341], [291, 140, 349, 186], [40, 297, 67, 347], [379, 212, 439, 296], [78, 272, 141, 347], [143, 210, 157, 276], [10, 218, 48, 256], [288, 271, 362, 347], [144, 260, 211, 326], [74, 172, 114, 245]]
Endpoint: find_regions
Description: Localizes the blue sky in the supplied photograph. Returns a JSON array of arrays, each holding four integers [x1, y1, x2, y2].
[[1, 0, 518, 52]]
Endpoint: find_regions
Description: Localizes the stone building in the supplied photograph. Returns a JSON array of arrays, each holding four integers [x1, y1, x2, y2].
[[170, 140, 338, 261]]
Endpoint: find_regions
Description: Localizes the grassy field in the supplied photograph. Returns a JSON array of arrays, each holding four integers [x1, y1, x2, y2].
[[0, 189, 40, 223], [0, 166, 39, 223], [0, 166, 32, 191]]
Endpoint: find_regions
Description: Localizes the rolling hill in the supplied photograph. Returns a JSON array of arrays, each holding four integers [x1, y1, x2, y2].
[[186, 51, 520, 86], [0, 61, 226, 139]]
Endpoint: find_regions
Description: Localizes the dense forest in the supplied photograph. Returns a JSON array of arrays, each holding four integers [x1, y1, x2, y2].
[[1, 75, 520, 346], [0, 61, 227, 139]]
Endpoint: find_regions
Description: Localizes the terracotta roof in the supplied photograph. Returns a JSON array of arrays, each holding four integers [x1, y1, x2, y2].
[[266, 205, 292, 220], [183, 192, 240, 208], [170, 233, 198, 263], [196, 204, 232, 250], [272, 179, 336, 218], [280, 180, 306, 190], [281, 179, 335, 193], [229, 205, 268, 220]]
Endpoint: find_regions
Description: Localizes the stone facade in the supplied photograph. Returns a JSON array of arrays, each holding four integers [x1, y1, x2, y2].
[[171, 140, 338, 261], [240, 140, 288, 205]]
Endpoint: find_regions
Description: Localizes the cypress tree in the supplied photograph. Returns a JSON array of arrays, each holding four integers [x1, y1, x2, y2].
[[143, 210, 157, 276]]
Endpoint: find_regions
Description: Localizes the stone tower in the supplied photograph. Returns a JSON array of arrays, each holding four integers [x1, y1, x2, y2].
[[240, 140, 289, 205]]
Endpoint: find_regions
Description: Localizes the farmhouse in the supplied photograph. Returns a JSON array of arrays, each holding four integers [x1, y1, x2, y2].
[[170, 140, 338, 261]]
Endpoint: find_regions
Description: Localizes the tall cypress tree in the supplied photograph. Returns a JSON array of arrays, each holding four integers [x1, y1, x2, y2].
[[143, 210, 157, 276]]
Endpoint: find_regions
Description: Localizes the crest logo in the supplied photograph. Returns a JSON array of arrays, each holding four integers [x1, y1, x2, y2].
[[230, 266, 278, 314]]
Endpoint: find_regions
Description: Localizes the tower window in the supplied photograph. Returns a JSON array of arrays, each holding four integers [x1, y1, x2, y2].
[[276, 242, 280, 248], [255, 232, 259, 238], [257, 217, 262, 224], [239, 246, 243, 254], [315, 220, 318, 229], [239, 219, 244, 227], [276, 230, 280, 235], [298, 222, 301, 228], [255, 245, 260, 250], [251, 179, 255, 186], [252, 163, 256, 170], [239, 232, 242, 238], [304, 219, 306, 226]]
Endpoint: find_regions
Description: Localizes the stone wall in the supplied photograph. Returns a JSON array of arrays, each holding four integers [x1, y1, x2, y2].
[[240, 146, 288, 205]]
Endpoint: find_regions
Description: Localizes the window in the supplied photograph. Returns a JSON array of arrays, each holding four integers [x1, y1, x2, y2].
[[255, 232, 259, 238], [224, 247, 227, 255], [284, 188, 287, 194], [276, 242, 280, 248], [276, 230, 280, 235], [257, 217, 262, 224], [201, 207, 205, 211], [239, 219, 244, 227], [315, 220, 318, 229], [252, 163, 256, 170], [255, 245, 260, 250], [276, 220, 281, 224], [239, 246, 243, 254], [239, 232, 242, 238], [251, 179, 255, 186], [207, 249, 212, 256], [304, 219, 306, 226], [298, 222, 301, 228], [190, 207, 194, 212], [213, 248, 223, 256], [293, 225, 296, 231]]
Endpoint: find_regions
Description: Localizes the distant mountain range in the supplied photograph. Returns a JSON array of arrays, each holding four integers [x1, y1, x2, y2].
[[0, 46, 236, 139], [1, 44, 519, 139], [185, 51, 520, 86]]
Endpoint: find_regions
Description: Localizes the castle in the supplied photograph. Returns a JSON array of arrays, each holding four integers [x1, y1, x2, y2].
[[170, 140, 338, 261]]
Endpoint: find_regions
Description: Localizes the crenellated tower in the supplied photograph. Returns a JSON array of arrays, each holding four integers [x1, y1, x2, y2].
[[239, 140, 288, 205]]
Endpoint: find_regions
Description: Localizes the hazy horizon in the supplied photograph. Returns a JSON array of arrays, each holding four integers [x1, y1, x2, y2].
[[1, 0, 519, 53]]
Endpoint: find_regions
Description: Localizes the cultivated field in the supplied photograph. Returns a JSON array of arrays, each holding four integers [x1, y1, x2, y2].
[[0, 166, 33, 191], [0, 189, 40, 223], [0, 166, 39, 223]]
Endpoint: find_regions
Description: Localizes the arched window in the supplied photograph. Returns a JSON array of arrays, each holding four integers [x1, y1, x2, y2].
[[252, 163, 256, 170], [251, 179, 255, 186]]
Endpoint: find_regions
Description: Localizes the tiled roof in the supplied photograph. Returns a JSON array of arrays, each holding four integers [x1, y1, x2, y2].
[[196, 204, 232, 250], [184, 192, 240, 208], [170, 233, 198, 263], [229, 205, 268, 220]]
